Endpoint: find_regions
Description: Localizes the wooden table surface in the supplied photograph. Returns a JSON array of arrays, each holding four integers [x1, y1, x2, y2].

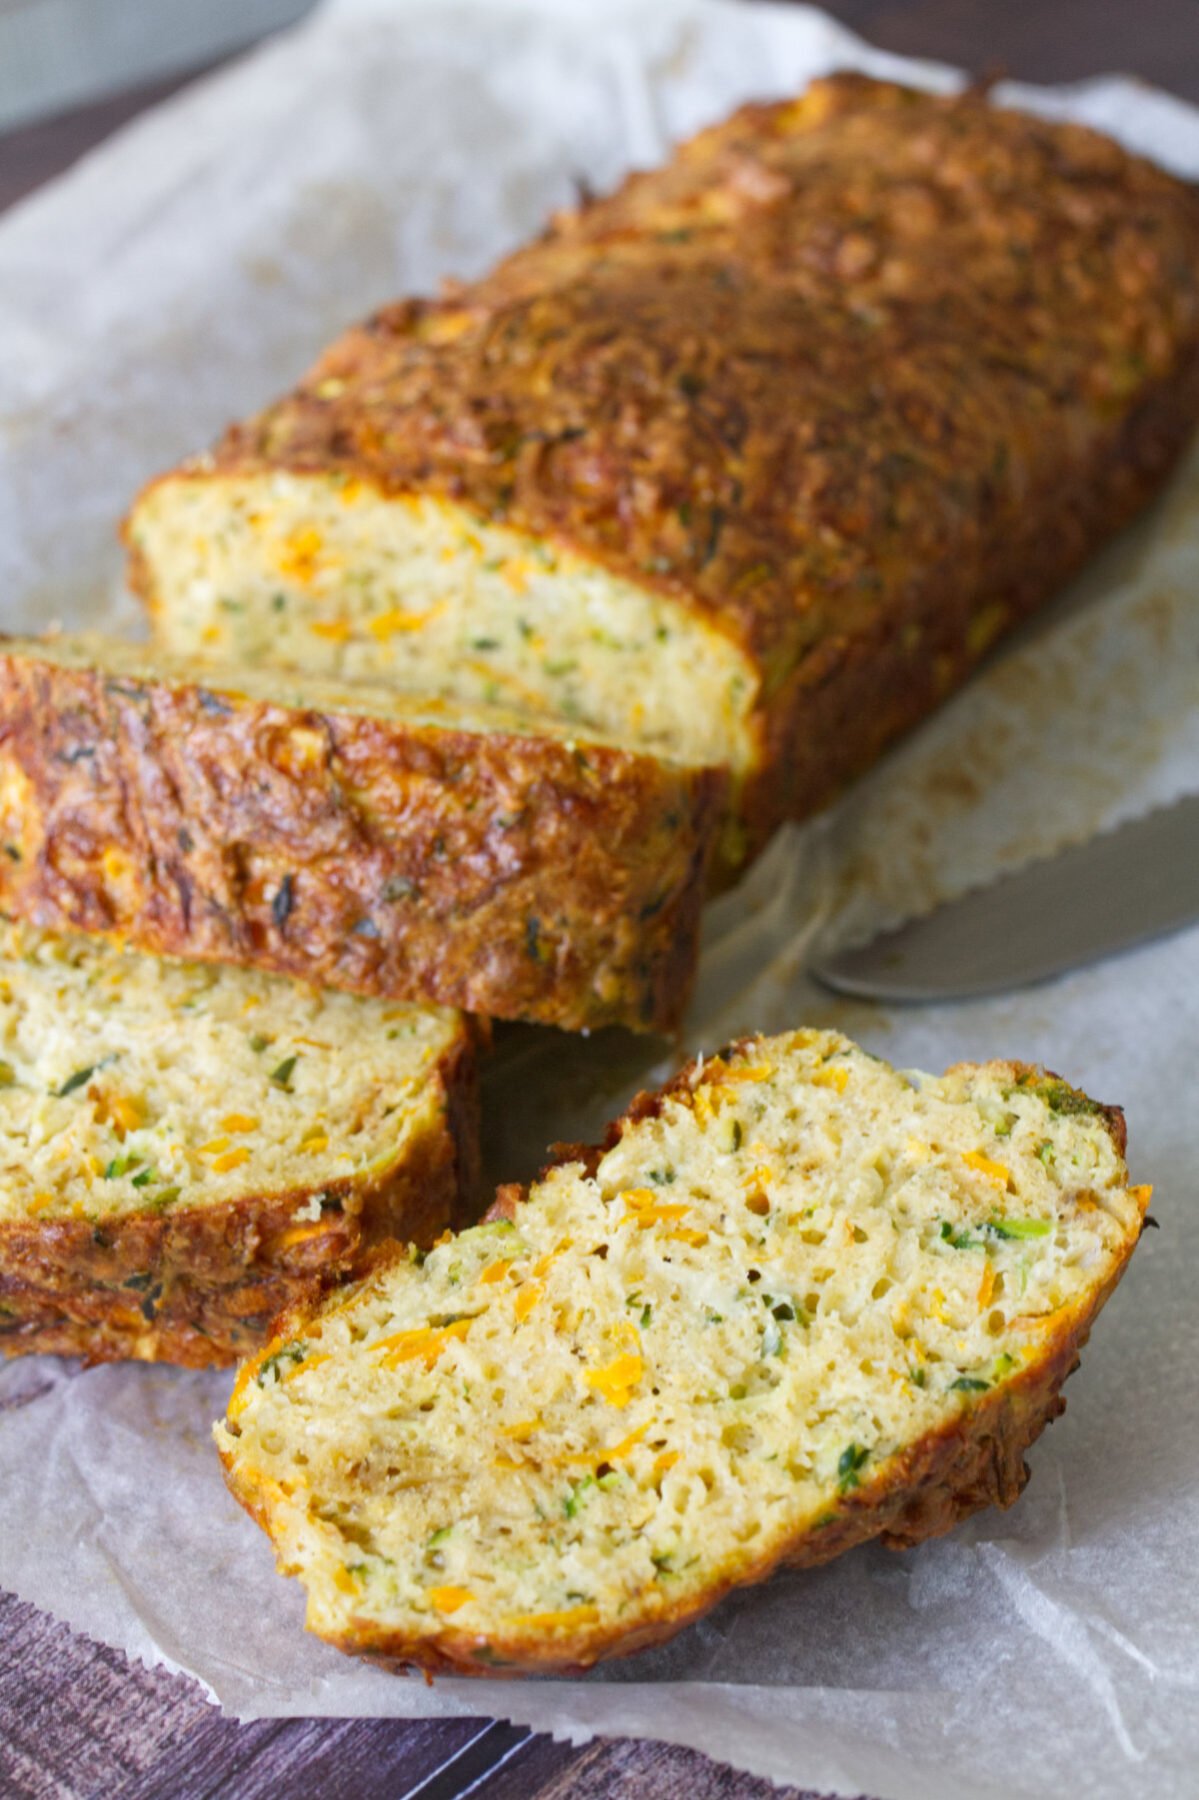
[[2, 4, 1197, 1797]]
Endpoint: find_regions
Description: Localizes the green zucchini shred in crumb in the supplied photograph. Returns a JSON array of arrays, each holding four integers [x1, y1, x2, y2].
[[257, 1340, 309, 1386], [988, 1217, 1053, 1240], [838, 1444, 870, 1491], [564, 1475, 595, 1519], [270, 1055, 299, 1089]]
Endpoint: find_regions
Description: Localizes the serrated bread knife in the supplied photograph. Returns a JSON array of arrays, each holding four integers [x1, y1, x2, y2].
[[809, 795, 1199, 1003]]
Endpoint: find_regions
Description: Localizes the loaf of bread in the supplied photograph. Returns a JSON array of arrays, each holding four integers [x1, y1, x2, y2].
[[0, 918, 478, 1366], [128, 74, 1199, 869], [0, 635, 723, 1033], [216, 1027, 1148, 1674]]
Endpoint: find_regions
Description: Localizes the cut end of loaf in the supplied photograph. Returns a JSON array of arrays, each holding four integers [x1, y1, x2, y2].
[[126, 474, 759, 778], [216, 1028, 1147, 1673]]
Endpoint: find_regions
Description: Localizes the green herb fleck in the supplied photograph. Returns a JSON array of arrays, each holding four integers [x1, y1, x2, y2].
[[55, 1064, 98, 1098], [950, 1376, 990, 1393], [940, 1221, 982, 1251], [838, 1443, 870, 1492], [256, 1340, 309, 1386], [270, 1055, 299, 1089], [989, 1217, 1053, 1241], [564, 1475, 595, 1520], [104, 1153, 142, 1180], [249, 1033, 270, 1054]]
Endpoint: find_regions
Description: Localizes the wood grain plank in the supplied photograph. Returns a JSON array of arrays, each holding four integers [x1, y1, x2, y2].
[[477, 1732, 848, 1800]]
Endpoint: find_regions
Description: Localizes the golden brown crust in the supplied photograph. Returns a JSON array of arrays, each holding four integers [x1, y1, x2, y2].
[[0, 1021, 478, 1368], [131, 74, 1199, 855], [0, 647, 723, 1033]]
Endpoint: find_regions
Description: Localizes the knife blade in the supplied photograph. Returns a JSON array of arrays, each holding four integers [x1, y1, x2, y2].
[[809, 794, 1199, 1003]]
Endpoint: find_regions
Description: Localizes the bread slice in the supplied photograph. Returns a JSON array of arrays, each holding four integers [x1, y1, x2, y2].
[[216, 1027, 1148, 1673], [127, 76, 1199, 870], [0, 634, 723, 1034], [0, 919, 478, 1367]]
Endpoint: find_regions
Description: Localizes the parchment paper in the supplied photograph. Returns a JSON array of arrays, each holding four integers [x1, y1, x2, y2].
[[1, 5, 1197, 1796]]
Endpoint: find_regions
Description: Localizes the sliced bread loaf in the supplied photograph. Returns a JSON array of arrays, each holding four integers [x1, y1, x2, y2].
[[0, 635, 723, 1033], [216, 1028, 1148, 1673], [127, 76, 1199, 869], [0, 919, 478, 1366]]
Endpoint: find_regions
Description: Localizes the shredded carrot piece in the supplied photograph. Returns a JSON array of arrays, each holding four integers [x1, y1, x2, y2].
[[107, 1094, 145, 1134], [652, 1450, 680, 1478], [479, 1260, 512, 1285], [514, 1283, 543, 1323], [606, 1419, 653, 1460], [584, 1350, 644, 1407], [427, 1585, 474, 1615], [375, 1318, 473, 1370], [227, 1342, 273, 1418], [300, 1134, 330, 1155], [278, 525, 323, 583], [811, 1065, 849, 1093], [310, 619, 353, 642], [962, 1150, 1011, 1188], [332, 1565, 363, 1595], [211, 1146, 251, 1174], [198, 1138, 230, 1155], [283, 1351, 329, 1380], [366, 602, 448, 639], [977, 1262, 996, 1309], [532, 1241, 570, 1279], [665, 1226, 709, 1248], [221, 1113, 259, 1134], [498, 1418, 542, 1442], [621, 1189, 691, 1228]]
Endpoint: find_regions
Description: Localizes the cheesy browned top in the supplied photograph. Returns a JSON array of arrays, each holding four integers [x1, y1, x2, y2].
[[206, 74, 1199, 688]]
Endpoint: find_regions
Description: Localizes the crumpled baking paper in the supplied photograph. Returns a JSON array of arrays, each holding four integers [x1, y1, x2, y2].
[[1, 4, 1198, 1796]]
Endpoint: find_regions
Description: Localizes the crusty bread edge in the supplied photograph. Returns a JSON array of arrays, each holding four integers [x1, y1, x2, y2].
[[0, 647, 724, 1033]]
